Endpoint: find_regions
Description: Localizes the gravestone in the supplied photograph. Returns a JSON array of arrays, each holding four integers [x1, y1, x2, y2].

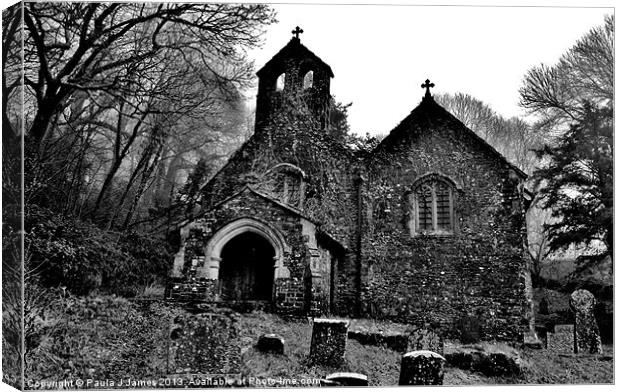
[[167, 313, 240, 374], [325, 372, 368, 386], [309, 318, 349, 367], [570, 289, 603, 354], [398, 350, 446, 385], [407, 328, 444, 355], [257, 333, 285, 354], [547, 324, 574, 353], [457, 315, 481, 343]]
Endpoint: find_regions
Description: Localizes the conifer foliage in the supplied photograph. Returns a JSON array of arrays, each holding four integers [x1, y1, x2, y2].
[[532, 103, 613, 257]]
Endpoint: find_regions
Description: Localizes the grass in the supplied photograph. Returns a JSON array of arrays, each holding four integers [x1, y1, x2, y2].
[[518, 345, 614, 384], [27, 295, 613, 387], [137, 282, 167, 298], [25, 295, 184, 383], [237, 312, 401, 386], [237, 311, 614, 386]]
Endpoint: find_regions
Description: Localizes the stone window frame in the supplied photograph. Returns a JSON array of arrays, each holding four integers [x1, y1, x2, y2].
[[302, 70, 314, 89], [275, 72, 286, 91], [202, 217, 291, 285], [299, 60, 317, 91], [264, 163, 307, 209], [408, 173, 460, 236]]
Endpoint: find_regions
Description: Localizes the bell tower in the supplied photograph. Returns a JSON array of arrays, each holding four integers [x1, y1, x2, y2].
[[255, 27, 334, 131]]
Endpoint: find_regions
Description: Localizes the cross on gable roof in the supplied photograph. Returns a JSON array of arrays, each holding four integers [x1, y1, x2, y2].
[[292, 26, 304, 39], [421, 79, 435, 99]]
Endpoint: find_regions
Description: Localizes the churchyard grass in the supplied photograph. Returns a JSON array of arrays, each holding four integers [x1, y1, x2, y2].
[[237, 311, 613, 386], [24, 294, 613, 386]]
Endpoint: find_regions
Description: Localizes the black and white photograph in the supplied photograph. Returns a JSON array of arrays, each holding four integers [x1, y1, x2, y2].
[[1, 0, 615, 389]]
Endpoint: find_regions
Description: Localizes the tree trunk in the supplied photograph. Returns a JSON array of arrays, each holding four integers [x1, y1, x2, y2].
[[122, 143, 163, 230], [91, 158, 123, 215], [106, 141, 156, 229]]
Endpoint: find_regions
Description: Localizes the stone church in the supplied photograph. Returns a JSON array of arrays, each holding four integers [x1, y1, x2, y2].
[[168, 30, 533, 341]]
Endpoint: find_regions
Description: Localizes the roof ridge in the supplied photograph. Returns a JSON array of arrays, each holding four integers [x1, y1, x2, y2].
[[257, 38, 334, 77], [370, 97, 526, 178]]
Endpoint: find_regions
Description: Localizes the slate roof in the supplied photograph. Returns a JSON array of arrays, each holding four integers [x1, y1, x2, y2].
[[372, 95, 527, 179], [256, 37, 334, 78], [173, 185, 315, 229], [209, 185, 346, 250], [215, 185, 318, 224]]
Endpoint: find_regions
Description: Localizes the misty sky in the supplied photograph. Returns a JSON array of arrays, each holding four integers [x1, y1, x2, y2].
[[245, 3, 611, 135]]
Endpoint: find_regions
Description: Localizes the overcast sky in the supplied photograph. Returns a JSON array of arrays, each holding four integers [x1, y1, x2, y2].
[[245, 2, 611, 135]]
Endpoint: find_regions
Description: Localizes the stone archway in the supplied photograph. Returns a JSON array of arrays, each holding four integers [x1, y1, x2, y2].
[[201, 218, 291, 299], [219, 232, 275, 300]]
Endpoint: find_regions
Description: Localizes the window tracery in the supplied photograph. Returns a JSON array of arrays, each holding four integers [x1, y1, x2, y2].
[[409, 176, 455, 235]]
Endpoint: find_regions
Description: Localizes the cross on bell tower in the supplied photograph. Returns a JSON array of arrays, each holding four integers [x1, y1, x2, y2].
[[421, 79, 435, 99], [292, 26, 304, 40]]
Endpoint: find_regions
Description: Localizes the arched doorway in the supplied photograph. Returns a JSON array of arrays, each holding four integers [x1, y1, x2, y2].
[[219, 232, 276, 301]]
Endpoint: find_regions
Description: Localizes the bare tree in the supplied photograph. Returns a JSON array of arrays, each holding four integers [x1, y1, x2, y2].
[[4, 2, 274, 227], [2, 4, 23, 145], [7, 2, 274, 148], [435, 92, 501, 141], [519, 14, 613, 136], [526, 201, 553, 286], [521, 15, 614, 262], [435, 92, 543, 174]]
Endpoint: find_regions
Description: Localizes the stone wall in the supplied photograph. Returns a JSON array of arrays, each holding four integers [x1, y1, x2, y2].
[[196, 85, 361, 316], [169, 57, 531, 341], [168, 187, 345, 317], [174, 190, 305, 311], [359, 99, 530, 341], [256, 55, 331, 130], [274, 278, 306, 316], [315, 245, 333, 313], [168, 277, 218, 302]]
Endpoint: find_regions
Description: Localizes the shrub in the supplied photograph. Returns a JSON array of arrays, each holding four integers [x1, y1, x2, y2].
[[25, 205, 171, 296], [25, 291, 185, 381]]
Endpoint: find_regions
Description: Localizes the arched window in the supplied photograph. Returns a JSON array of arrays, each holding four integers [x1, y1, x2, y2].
[[257, 163, 306, 209], [303, 71, 314, 89], [276, 73, 285, 91], [409, 177, 454, 235]]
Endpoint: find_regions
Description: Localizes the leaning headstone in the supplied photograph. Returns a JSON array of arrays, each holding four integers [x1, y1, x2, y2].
[[407, 328, 444, 355], [325, 372, 368, 386], [547, 324, 574, 353], [309, 318, 349, 367], [398, 350, 446, 385], [570, 289, 603, 354]]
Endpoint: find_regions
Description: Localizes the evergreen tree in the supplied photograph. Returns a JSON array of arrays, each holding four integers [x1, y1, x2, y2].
[[532, 103, 612, 257], [328, 97, 352, 141]]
